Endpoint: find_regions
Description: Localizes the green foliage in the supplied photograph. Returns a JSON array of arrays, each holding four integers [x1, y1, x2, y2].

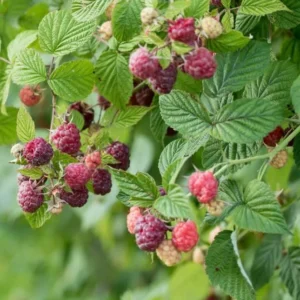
[[0, 107, 18, 145], [16, 106, 35, 143], [19, 167, 43, 180], [24, 204, 51, 229], [239, 0, 289, 16]]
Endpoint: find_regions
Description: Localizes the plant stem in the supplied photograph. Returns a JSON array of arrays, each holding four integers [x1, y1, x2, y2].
[[0, 57, 10, 64], [133, 81, 147, 93], [48, 57, 57, 135]]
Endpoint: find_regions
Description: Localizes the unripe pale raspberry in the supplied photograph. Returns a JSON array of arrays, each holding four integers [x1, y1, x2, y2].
[[51, 123, 81, 155], [148, 63, 177, 94], [129, 48, 160, 80], [211, 0, 222, 7], [98, 95, 111, 110], [64, 163, 91, 190], [263, 126, 284, 147], [168, 18, 197, 45], [201, 17, 223, 39], [184, 48, 217, 79], [98, 21, 113, 41], [156, 239, 182, 266], [172, 220, 199, 252], [205, 199, 225, 216], [127, 206, 143, 234], [19, 85, 42, 107], [91, 169, 112, 195], [59, 187, 88, 207], [11, 143, 24, 158], [130, 84, 154, 106], [105, 0, 116, 19], [18, 181, 44, 213], [106, 141, 130, 170], [193, 247, 205, 264], [50, 201, 64, 214], [269, 149, 288, 169], [134, 214, 167, 252], [23, 137, 53, 166], [85, 151, 101, 170], [209, 226, 222, 244], [188, 171, 218, 203], [141, 7, 158, 25], [67, 101, 94, 130]]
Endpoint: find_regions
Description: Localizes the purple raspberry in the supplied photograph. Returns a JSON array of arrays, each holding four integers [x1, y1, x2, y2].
[[59, 187, 88, 207], [67, 101, 94, 130], [106, 141, 130, 170], [91, 169, 112, 195], [64, 163, 91, 190]]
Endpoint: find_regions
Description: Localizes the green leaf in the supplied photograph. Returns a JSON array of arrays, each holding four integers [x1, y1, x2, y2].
[[173, 71, 202, 94], [222, 11, 234, 32], [116, 191, 131, 207], [185, 0, 209, 18], [211, 98, 283, 143], [19, 167, 43, 180], [291, 75, 300, 115], [206, 30, 250, 53], [280, 247, 300, 299], [0, 107, 18, 145], [157, 47, 171, 69], [48, 60, 94, 100], [250, 234, 282, 289], [171, 41, 193, 55], [201, 92, 233, 115], [293, 134, 300, 168], [38, 10, 96, 56], [0, 64, 13, 113], [235, 14, 261, 34], [7, 30, 37, 61], [12, 48, 47, 85], [159, 90, 211, 137], [244, 60, 298, 105], [112, 0, 143, 42], [219, 180, 289, 234], [24, 204, 51, 229], [17, 106, 35, 143], [72, 0, 112, 22], [52, 151, 77, 169], [95, 51, 133, 110], [222, 0, 231, 8], [239, 0, 289, 16], [89, 129, 111, 149], [69, 110, 85, 131], [154, 184, 192, 219], [101, 152, 119, 164], [206, 230, 255, 300], [165, 0, 191, 19], [19, 3, 49, 30]]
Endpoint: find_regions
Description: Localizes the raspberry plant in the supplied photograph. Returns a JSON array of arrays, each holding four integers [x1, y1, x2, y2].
[[1, 0, 300, 299]]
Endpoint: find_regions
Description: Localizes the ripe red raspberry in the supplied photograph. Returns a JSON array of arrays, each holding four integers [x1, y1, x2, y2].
[[129, 48, 160, 80], [269, 149, 288, 169], [172, 220, 199, 252], [51, 123, 81, 155], [19, 85, 42, 106], [130, 85, 154, 106], [134, 214, 167, 251], [184, 48, 217, 79], [59, 187, 88, 207], [156, 239, 182, 266], [263, 126, 284, 147], [67, 101, 94, 130], [91, 169, 112, 195], [98, 95, 111, 110], [23, 137, 53, 166], [85, 151, 101, 170], [18, 181, 44, 213], [148, 63, 177, 94], [106, 141, 130, 170], [127, 206, 143, 234], [188, 171, 218, 203], [168, 18, 197, 45], [201, 17, 223, 39], [64, 163, 90, 190], [211, 0, 222, 7]]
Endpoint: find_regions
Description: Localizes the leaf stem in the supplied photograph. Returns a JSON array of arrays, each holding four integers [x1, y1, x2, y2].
[[0, 57, 10, 64], [133, 81, 147, 93]]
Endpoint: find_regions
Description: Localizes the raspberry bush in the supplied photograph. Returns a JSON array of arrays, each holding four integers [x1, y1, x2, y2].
[[1, 0, 300, 299]]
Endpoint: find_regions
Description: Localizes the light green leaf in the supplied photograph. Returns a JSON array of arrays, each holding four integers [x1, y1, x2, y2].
[[24, 204, 51, 229], [211, 98, 283, 143], [89, 129, 111, 149], [140, 32, 164, 46], [0, 107, 18, 145], [201, 92, 233, 115], [291, 75, 300, 115], [235, 13, 261, 34], [157, 47, 171, 69], [19, 3, 49, 30], [239, 0, 289, 16], [222, 0, 231, 8], [17, 106, 35, 143], [52, 151, 77, 169], [69, 110, 85, 131], [101, 152, 119, 165], [38, 10, 96, 56], [206, 230, 255, 300], [112, 0, 143, 42], [165, 0, 191, 19], [0, 64, 13, 114], [95, 51, 133, 110], [173, 70, 202, 94], [12, 49, 47, 85], [19, 167, 43, 180], [222, 11, 234, 32], [185, 0, 209, 18], [172, 41, 193, 55], [48, 60, 94, 100]]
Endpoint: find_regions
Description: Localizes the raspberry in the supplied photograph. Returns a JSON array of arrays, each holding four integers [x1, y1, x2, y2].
[[98, 95, 111, 110], [64, 163, 91, 189], [269, 149, 288, 169], [106, 141, 130, 170], [51, 123, 81, 155], [130, 84, 154, 106], [184, 48, 217, 79], [172, 220, 199, 252], [23, 137, 53, 166], [201, 17, 223, 39], [50, 202, 64, 215], [188, 171, 218, 203], [129, 48, 160, 80], [91, 169, 112, 195], [127, 206, 143, 234], [168, 18, 197, 45], [148, 63, 177, 94], [98, 21, 113, 41], [159, 187, 166, 196], [209, 226, 222, 244], [205, 199, 224, 216], [85, 151, 101, 170], [59, 187, 88, 207], [166, 127, 177, 136], [134, 214, 167, 252], [156, 239, 182, 266], [263, 126, 284, 147], [18, 181, 44, 213], [105, 0, 116, 19], [211, 0, 222, 7], [192, 247, 205, 264], [11, 143, 24, 158], [19, 85, 42, 107], [67, 101, 94, 130], [141, 7, 158, 25]]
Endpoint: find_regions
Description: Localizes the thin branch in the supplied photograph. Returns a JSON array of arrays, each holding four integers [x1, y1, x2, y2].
[[0, 57, 10, 64]]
